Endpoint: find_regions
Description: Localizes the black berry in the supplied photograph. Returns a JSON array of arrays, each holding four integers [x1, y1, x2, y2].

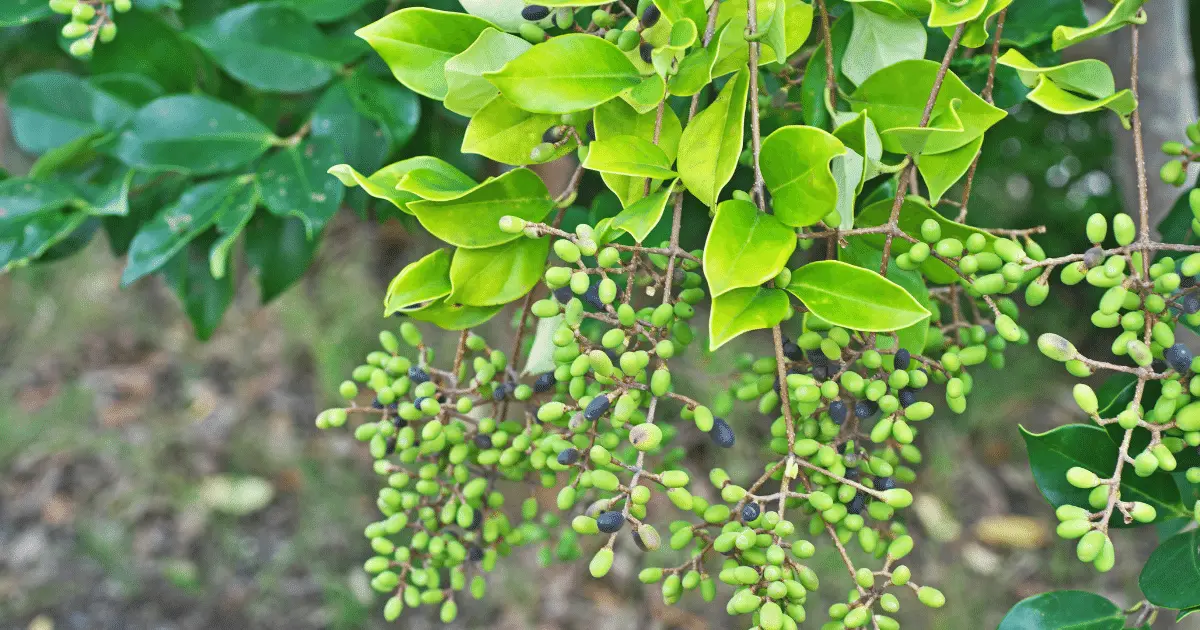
[[468, 545, 485, 561], [586, 120, 596, 141], [1165, 343, 1193, 372], [709, 417, 735, 448], [521, 4, 550, 21], [408, 366, 430, 384], [741, 502, 761, 522], [638, 42, 653, 64], [474, 434, 493, 450], [855, 400, 878, 419], [596, 511, 625, 533], [828, 400, 847, 425], [533, 372, 556, 393], [898, 388, 918, 408], [875, 477, 896, 491], [583, 282, 605, 310], [584, 394, 611, 421], [554, 286, 574, 304], [557, 448, 580, 465], [783, 339, 803, 361], [847, 493, 866, 515], [641, 3, 660, 27], [542, 126, 564, 143], [894, 348, 911, 370]]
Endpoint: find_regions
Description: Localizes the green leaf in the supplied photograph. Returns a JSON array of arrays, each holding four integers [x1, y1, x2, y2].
[[397, 168, 479, 202], [344, 70, 421, 154], [847, 59, 1007, 155], [90, 10, 205, 93], [855, 196, 993, 283], [209, 190, 257, 279], [915, 133, 983, 203], [1052, 0, 1146, 51], [188, 4, 361, 93], [998, 591, 1125, 630], [708, 287, 789, 351], [484, 34, 642, 114], [703, 199, 797, 297], [801, 11, 852, 130], [0, 0, 50, 26], [653, 0, 707, 36], [329, 157, 473, 215], [1001, 0, 1087, 48], [244, 213, 318, 303], [445, 29, 532, 117], [583, 135, 677, 180], [463, 96, 578, 166], [27, 133, 108, 180], [754, 0, 788, 60], [1020, 424, 1185, 527], [786, 260, 930, 332], [677, 68, 748, 207], [621, 74, 668, 114], [1140, 529, 1200, 610], [8, 71, 136, 154], [842, 5, 927, 86], [384, 249, 454, 315], [837, 238, 930, 353], [0, 178, 82, 221], [406, 298, 502, 330], [311, 80, 389, 176], [760, 125, 847, 227], [408, 168, 553, 249], [276, 0, 373, 22], [712, 0, 813, 77], [831, 110, 883, 204], [448, 237, 550, 306], [257, 137, 345, 237], [458, 0, 526, 32], [356, 8, 493, 100], [928, 0, 987, 28], [996, 50, 1137, 124], [610, 183, 674, 243], [0, 196, 90, 272], [114, 95, 275, 176], [594, 99, 683, 207], [523, 314, 564, 376], [163, 236, 234, 340], [668, 22, 729, 97], [953, 0, 1011, 48], [122, 177, 257, 286]]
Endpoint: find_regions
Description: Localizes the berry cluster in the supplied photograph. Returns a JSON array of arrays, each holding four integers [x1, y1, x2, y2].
[[48, 0, 131, 57]]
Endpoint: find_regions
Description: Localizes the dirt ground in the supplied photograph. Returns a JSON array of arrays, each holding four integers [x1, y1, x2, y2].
[[0, 216, 1193, 630]]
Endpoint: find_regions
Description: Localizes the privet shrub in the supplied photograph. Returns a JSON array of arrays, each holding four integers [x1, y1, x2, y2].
[[5, 0, 1199, 627]]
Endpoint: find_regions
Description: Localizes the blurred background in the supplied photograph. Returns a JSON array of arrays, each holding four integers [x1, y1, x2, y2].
[[2, 1, 1200, 629]]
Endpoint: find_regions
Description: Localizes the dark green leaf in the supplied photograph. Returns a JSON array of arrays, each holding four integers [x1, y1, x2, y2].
[[276, 0, 373, 22], [1001, 0, 1086, 47], [312, 80, 390, 175], [114, 95, 276, 176], [345, 70, 421, 154], [1140, 529, 1200, 610], [257, 136, 345, 236], [244, 213, 318, 303], [8, 71, 135, 154], [164, 235, 235, 340], [998, 591, 1125, 630], [0, 1, 50, 26], [91, 10, 207, 93], [855, 196, 995, 283]]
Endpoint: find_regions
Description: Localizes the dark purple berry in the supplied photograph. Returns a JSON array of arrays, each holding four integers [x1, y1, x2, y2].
[[875, 477, 896, 491], [783, 340, 803, 361], [741, 502, 761, 522], [557, 448, 580, 465], [521, 4, 550, 20], [855, 399, 878, 419], [474, 434, 493, 450], [408, 366, 430, 384], [542, 126, 564, 143], [1165, 343, 1193, 373], [898, 388, 918, 408], [533, 372, 556, 393], [638, 42, 653, 63], [468, 508, 482, 530], [384, 435, 397, 456], [596, 511, 625, 533], [894, 348, 911, 370], [641, 3, 660, 27], [583, 282, 605, 310], [844, 467, 860, 481], [468, 545, 485, 561], [586, 120, 596, 141], [807, 350, 827, 367], [847, 493, 866, 515], [584, 394, 611, 421], [828, 400, 847, 425], [709, 417, 735, 448], [554, 286, 574, 304], [1083, 246, 1105, 268]]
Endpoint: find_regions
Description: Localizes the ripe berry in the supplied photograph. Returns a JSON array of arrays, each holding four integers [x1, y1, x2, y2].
[[782, 339, 803, 361], [586, 120, 596, 141], [542, 125, 565, 143], [875, 477, 896, 491], [583, 282, 605, 310], [855, 400, 878, 419], [468, 546, 484, 561], [709, 417, 735, 447], [1165, 343, 1193, 373], [898, 388, 917, 408], [894, 348, 911, 370], [474, 434, 493, 449], [741, 502, 761, 522], [533, 372, 556, 393], [638, 42, 653, 64], [408, 366, 430, 384], [828, 400, 847, 425], [847, 493, 866, 515], [557, 448, 581, 465], [584, 394, 612, 421], [596, 511, 625, 533], [521, 4, 551, 20]]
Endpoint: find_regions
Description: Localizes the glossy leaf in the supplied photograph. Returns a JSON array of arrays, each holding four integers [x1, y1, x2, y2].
[[928, 0, 987, 28], [463, 96, 578, 166], [329, 157, 474, 215], [708, 287, 789, 351], [842, 4, 926, 86], [485, 34, 642, 114], [583, 136, 677, 180], [448, 237, 551, 306], [998, 591, 1125, 630], [257, 136, 345, 237], [408, 168, 553, 249], [8, 71, 136, 154], [276, 0, 373, 22], [114, 95, 275, 176], [1020, 424, 1185, 527], [244, 213, 318, 303], [847, 59, 1006, 155], [997, 50, 1136, 124], [189, 4, 362, 93], [677, 68, 749, 207], [610, 184, 674, 243], [397, 167, 478, 202], [1001, 0, 1087, 48], [1140, 529, 1200, 610], [855, 196, 994, 283], [406, 298, 502, 330], [703, 199, 796, 298], [838, 239, 930, 354], [384, 249, 454, 315], [164, 237, 235, 341], [444, 29, 532, 117], [121, 177, 257, 286], [594, 99, 683, 207], [356, 8, 493, 99], [311, 80, 389, 176], [711, 0, 813, 77], [343, 70, 421, 154], [1052, 0, 1146, 51], [208, 191, 256, 279], [800, 11, 852, 130], [668, 22, 729, 97], [915, 133, 983, 203], [458, 0, 526, 32], [760, 125, 847, 227], [0, 1, 50, 26], [0, 206, 90, 272], [0, 178, 82, 221], [953, 0, 1011, 48], [786, 260, 930, 332]]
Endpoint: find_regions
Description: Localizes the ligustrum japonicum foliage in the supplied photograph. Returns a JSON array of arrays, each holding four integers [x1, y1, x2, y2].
[[302, 0, 1193, 627]]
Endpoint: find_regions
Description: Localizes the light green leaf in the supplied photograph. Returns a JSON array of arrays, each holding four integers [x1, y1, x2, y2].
[[855, 196, 994, 283], [928, 0, 987, 27], [1052, 0, 1146, 52], [522, 314, 564, 376], [622, 74, 668, 114], [712, 0, 813, 77], [444, 29, 532, 117], [485, 34, 642, 114], [703, 199, 797, 297], [328, 157, 475, 215], [915, 133, 982, 203], [677, 68, 748, 207], [760, 125, 847, 227], [952, 0, 1011, 48], [257, 137, 345, 237], [114, 95, 275, 176], [397, 167, 479, 202], [356, 8, 493, 100], [408, 168, 553, 249], [830, 151, 863, 230], [609, 182, 675, 243], [668, 18, 698, 50], [594, 99, 683, 207], [786, 260, 930, 331], [463, 96, 578, 166], [458, 0, 526, 32], [583, 135, 677, 180], [996, 50, 1137, 124], [843, 4, 926, 86], [653, 0, 707, 34], [847, 59, 1006, 155], [449, 237, 551, 306], [384, 248, 453, 315], [189, 4, 361, 93], [709, 287, 789, 351], [668, 22, 729, 97], [832, 110, 883, 193], [754, 0, 788, 60], [407, 298, 503, 330]]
